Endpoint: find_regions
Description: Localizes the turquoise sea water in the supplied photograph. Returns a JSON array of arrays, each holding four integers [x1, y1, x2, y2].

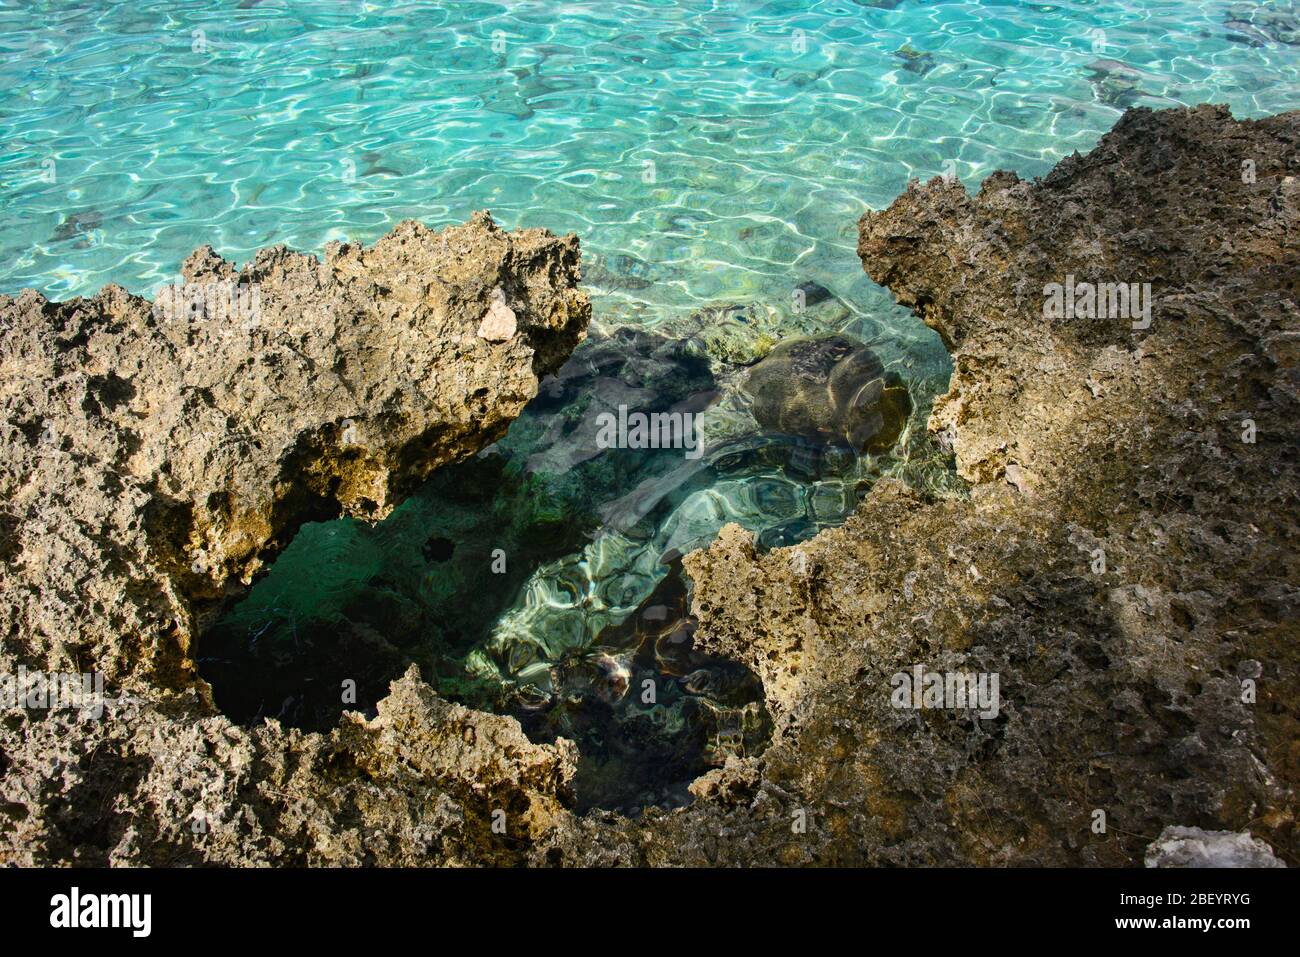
[[4, 0, 1298, 810], [3, 0, 1299, 309]]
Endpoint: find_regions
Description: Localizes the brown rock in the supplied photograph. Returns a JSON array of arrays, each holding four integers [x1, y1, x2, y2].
[[0, 213, 589, 865]]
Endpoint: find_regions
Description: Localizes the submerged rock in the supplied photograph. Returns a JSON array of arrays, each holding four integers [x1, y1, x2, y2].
[[894, 45, 937, 76], [580, 252, 663, 293], [742, 334, 911, 453], [1085, 60, 1153, 109], [50, 209, 104, 243], [516, 562, 770, 815], [1224, 3, 1300, 46], [663, 280, 852, 367]]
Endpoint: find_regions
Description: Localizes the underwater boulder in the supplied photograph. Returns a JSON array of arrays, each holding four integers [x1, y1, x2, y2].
[[894, 44, 937, 76], [50, 209, 104, 244], [1223, 4, 1300, 46], [742, 334, 911, 453], [513, 561, 770, 813]]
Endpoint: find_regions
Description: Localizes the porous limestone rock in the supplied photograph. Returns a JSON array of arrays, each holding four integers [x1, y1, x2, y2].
[[0, 211, 587, 687], [655, 104, 1299, 866], [0, 213, 589, 865]]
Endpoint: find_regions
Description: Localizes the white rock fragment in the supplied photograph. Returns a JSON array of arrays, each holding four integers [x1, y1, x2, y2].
[[1005, 463, 1033, 494], [1144, 826, 1285, 868], [477, 286, 517, 342]]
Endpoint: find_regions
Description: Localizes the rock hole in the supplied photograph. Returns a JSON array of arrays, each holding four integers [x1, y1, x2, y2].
[[196, 326, 940, 811]]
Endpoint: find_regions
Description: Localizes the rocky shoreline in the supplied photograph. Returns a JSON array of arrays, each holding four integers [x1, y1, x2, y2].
[[1, 105, 1295, 866], [671, 104, 1298, 866]]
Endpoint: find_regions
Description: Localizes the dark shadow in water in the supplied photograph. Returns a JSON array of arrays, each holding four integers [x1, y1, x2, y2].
[[514, 560, 770, 815], [198, 326, 721, 734], [198, 324, 914, 812]]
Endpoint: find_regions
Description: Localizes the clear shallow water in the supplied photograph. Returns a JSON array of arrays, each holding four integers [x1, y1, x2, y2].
[[5, 0, 1298, 809], [3, 0, 1299, 312]]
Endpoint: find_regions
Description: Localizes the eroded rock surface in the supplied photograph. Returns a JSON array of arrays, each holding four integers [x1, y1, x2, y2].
[[0, 213, 590, 864], [657, 104, 1298, 865], [530, 105, 1297, 867]]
